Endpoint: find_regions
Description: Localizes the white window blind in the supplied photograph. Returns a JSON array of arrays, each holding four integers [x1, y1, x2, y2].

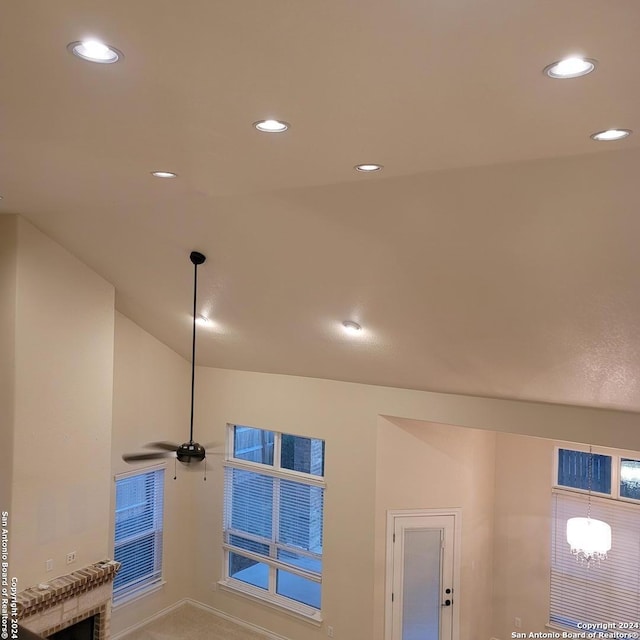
[[551, 491, 640, 631], [113, 467, 165, 604]]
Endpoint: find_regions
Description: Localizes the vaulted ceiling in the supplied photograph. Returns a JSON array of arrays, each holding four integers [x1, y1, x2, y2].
[[3, 0, 640, 411]]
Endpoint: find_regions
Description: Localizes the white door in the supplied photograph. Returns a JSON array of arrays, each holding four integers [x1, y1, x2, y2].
[[386, 510, 459, 640]]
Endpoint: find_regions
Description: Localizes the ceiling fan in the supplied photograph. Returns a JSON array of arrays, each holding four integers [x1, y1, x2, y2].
[[123, 251, 215, 474]]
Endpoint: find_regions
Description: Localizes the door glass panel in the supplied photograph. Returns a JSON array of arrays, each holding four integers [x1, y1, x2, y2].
[[402, 528, 441, 640]]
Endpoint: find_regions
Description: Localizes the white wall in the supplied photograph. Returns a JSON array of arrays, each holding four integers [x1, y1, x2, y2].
[[186, 366, 640, 640], [374, 417, 496, 640], [0, 216, 17, 519], [109, 312, 193, 635], [491, 434, 640, 639], [11, 217, 115, 588]]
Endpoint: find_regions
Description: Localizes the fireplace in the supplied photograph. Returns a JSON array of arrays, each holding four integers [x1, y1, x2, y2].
[[49, 614, 94, 640], [16, 560, 120, 640]]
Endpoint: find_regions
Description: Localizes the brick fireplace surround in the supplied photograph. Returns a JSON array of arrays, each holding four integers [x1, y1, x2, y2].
[[16, 560, 120, 640]]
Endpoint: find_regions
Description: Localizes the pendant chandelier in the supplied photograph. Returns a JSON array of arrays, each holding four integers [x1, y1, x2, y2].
[[566, 446, 612, 565]]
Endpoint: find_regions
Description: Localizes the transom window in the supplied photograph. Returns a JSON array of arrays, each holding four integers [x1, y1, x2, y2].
[[551, 448, 640, 632], [221, 425, 325, 620], [113, 466, 165, 605]]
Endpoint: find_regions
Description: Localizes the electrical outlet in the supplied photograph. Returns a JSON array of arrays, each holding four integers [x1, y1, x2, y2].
[[45, 559, 53, 572], [66, 551, 77, 565], [327, 626, 334, 637], [514, 617, 522, 628]]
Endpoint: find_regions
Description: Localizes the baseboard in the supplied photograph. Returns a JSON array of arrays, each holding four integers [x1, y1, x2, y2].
[[110, 598, 188, 640], [110, 597, 290, 640], [185, 599, 290, 640]]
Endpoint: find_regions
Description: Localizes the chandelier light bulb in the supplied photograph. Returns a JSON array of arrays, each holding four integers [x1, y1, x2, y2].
[[566, 516, 612, 565]]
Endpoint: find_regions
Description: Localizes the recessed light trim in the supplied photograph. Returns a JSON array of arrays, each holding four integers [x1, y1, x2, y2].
[[253, 119, 290, 133], [355, 164, 383, 173], [590, 129, 632, 142], [342, 320, 362, 334], [67, 40, 122, 64], [544, 56, 596, 79], [151, 171, 178, 178]]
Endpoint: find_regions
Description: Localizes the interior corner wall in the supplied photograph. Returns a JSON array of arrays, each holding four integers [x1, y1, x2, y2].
[[109, 312, 193, 636], [11, 217, 115, 589], [491, 432, 555, 638], [373, 417, 496, 640], [0, 215, 17, 520], [190, 368, 379, 640]]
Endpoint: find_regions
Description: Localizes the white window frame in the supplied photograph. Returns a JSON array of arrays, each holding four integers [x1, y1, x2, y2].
[[550, 448, 640, 631], [219, 424, 325, 622], [113, 464, 166, 607]]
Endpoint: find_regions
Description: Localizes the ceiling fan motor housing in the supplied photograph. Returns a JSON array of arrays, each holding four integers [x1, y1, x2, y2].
[[177, 442, 206, 463]]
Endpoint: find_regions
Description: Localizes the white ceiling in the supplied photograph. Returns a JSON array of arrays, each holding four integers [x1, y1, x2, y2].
[[3, 0, 640, 411]]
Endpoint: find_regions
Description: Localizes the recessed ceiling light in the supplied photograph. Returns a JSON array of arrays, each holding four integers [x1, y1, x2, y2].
[[355, 164, 383, 173], [253, 119, 289, 133], [196, 314, 210, 326], [67, 40, 122, 64], [544, 56, 596, 79], [151, 171, 178, 178], [590, 129, 632, 142], [342, 320, 362, 334]]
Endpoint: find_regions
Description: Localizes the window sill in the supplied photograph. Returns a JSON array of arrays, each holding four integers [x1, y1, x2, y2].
[[217, 579, 322, 624], [112, 580, 166, 609]]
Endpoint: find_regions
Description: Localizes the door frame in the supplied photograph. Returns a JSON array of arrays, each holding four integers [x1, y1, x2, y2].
[[385, 508, 462, 640]]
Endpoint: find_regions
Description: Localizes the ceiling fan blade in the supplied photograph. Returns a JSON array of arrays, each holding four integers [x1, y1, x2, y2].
[[122, 451, 174, 462], [145, 441, 180, 451], [203, 442, 223, 450]]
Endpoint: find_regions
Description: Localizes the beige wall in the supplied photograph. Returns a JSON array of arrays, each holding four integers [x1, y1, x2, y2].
[[0, 216, 17, 519], [10, 217, 640, 637], [491, 434, 640, 640], [11, 217, 115, 588], [374, 417, 496, 640], [188, 366, 640, 640], [492, 433, 554, 638], [191, 368, 379, 640], [109, 312, 193, 635]]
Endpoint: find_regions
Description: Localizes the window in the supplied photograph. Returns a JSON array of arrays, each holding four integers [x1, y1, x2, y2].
[[550, 449, 640, 632], [557, 448, 611, 494], [222, 425, 325, 619], [113, 466, 165, 605]]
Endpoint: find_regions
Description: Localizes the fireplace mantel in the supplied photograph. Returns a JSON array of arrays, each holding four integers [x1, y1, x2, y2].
[[16, 560, 120, 640]]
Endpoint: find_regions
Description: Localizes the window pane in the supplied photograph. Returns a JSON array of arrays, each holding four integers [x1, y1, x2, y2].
[[115, 474, 155, 540], [277, 549, 322, 574], [229, 534, 270, 558], [114, 533, 158, 591], [113, 468, 164, 601], [281, 435, 325, 476], [228, 468, 273, 539], [557, 449, 611, 493], [620, 459, 640, 500], [279, 479, 324, 554], [229, 553, 269, 590], [276, 569, 321, 608], [233, 426, 274, 465]]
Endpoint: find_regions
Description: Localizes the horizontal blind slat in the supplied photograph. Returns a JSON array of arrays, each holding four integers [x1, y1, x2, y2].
[[551, 492, 640, 624]]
